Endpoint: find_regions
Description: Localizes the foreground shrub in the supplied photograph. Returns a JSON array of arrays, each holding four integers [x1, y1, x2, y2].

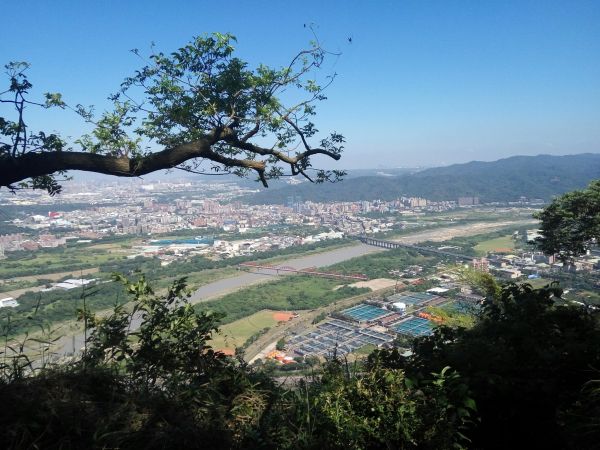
[[0, 275, 476, 449]]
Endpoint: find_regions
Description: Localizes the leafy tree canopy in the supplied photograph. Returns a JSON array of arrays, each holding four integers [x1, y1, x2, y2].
[[371, 282, 600, 449], [535, 179, 600, 261], [0, 33, 345, 195]]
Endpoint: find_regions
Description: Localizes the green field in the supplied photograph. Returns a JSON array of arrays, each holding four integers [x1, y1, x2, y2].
[[524, 277, 554, 289], [474, 235, 515, 256], [353, 343, 378, 356], [0, 244, 130, 279], [210, 310, 280, 351], [198, 276, 369, 324], [0, 239, 354, 339], [568, 289, 600, 306], [328, 247, 437, 279]]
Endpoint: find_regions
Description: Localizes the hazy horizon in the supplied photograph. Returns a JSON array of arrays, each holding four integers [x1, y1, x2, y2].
[[61, 151, 599, 184]]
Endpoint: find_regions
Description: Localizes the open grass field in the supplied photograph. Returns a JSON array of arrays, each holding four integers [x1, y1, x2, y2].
[[524, 277, 554, 289], [353, 343, 378, 356], [209, 310, 289, 352], [474, 235, 515, 256], [87, 242, 136, 251], [0, 246, 124, 279], [6, 267, 100, 283], [197, 275, 369, 325], [569, 289, 600, 306]]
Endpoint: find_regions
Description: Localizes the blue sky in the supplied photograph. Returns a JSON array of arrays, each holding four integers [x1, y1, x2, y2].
[[2, 0, 599, 169]]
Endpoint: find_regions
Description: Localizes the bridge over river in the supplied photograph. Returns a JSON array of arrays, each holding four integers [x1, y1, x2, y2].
[[51, 219, 535, 359], [356, 235, 475, 262]]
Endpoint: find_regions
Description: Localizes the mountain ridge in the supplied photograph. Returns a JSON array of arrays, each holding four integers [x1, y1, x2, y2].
[[244, 153, 600, 204]]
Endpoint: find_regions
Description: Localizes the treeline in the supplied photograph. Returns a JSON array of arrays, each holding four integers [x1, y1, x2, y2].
[[0, 281, 127, 337], [418, 228, 525, 257], [370, 281, 600, 449], [1, 239, 352, 337], [326, 247, 439, 279], [1, 243, 124, 278], [0, 224, 332, 279], [0, 276, 477, 449], [99, 238, 351, 280]]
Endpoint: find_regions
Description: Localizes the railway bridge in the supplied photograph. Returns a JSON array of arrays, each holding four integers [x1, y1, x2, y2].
[[355, 235, 474, 262]]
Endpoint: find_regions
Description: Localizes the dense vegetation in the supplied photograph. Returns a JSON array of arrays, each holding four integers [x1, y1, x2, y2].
[[2, 23, 599, 449], [370, 280, 600, 449], [194, 246, 447, 326], [99, 238, 350, 278], [327, 246, 440, 278], [2, 178, 600, 448], [418, 228, 528, 257], [535, 179, 600, 261], [2, 275, 599, 449], [0, 226, 338, 279], [0, 281, 128, 338], [246, 153, 600, 204], [0, 277, 475, 449], [1, 34, 346, 194], [0, 239, 351, 338]]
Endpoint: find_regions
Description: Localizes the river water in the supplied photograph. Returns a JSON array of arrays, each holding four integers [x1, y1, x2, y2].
[[54, 218, 535, 356], [56, 243, 382, 356], [188, 243, 382, 303]]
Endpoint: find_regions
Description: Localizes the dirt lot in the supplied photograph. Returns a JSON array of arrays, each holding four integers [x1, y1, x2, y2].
[[335, 278, 397, 291]]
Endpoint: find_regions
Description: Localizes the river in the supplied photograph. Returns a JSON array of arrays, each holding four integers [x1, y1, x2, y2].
[[56, 243, 382, 356], [54, 218, 535, 356], [188, 243, 383, 303]]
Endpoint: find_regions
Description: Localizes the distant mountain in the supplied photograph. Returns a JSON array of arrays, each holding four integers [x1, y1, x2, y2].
[[232, 167, 418, 190], [244, 153, 600, 204]]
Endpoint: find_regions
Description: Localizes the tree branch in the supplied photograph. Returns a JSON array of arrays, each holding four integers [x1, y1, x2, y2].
[[0, 136, 266, 190], [1, 35, 344, 194], [221, 127, 341, 165]]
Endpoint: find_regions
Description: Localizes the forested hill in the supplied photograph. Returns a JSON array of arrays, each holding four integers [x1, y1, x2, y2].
[[245, 153, 600, 204]]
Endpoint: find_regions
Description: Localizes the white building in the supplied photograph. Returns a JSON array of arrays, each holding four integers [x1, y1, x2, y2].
[[392, 302, 407, 314], [0, 297, 18, 308]]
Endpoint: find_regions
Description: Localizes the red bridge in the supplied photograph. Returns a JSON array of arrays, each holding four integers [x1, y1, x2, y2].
[[239, 262, 368, 281]]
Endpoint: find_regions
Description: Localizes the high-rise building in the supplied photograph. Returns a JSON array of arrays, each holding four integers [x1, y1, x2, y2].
[[458, 196, 479, 206], [472, 257, 489, 272], [408, 197, 427, 208]]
